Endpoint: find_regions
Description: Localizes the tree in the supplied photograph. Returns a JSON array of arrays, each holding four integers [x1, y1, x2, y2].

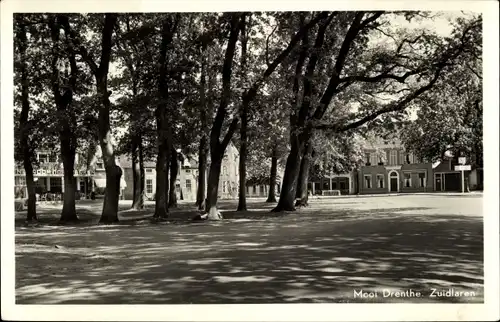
[[205, 12, 326, 219], [47, 15, 82, 222], [14, 15, 42, 222], [400, 16, 482, 173], [65, 13, 122, 223], [153, 14, 180, 219], [273, 12, 481, 211]]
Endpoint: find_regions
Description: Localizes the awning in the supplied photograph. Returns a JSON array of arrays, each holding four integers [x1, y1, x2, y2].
[[93, 177, 127, 189], [94, 178, 106, 188]]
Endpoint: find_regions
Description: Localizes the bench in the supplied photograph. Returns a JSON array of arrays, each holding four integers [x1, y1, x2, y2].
[[321, 190, 341, 196]]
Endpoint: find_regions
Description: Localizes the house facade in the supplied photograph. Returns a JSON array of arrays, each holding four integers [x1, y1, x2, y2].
[[309, 139, 434, 195], [357, 140, 434, 194], [119, 142, 240, 202], [14, 150, 97, 200]]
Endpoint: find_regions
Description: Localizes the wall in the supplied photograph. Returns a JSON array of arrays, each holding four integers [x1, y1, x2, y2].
[[358, 163, 433, 194]]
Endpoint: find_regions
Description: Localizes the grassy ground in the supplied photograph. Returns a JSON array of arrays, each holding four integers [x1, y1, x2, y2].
[[14, 194, 483, 304]]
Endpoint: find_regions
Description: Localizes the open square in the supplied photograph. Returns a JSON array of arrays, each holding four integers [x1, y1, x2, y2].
[[15, 194, 483, 304]]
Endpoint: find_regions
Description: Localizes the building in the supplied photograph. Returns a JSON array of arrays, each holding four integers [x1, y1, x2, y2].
[[309, 138, 434, 195], [14, 150, 96, 200], [357, 139, 433, 194], [119, 142, 240, 201], [432, 154, 482, 192], [119, 154, 198, 201], [309, 168, 355, 196]]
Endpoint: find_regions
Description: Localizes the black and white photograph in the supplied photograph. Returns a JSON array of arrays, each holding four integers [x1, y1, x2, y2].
[[1, 0, 499, 321]]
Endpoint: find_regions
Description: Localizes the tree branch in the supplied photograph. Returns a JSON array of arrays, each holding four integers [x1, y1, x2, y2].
[[243, 11, 329, 103], [59, 15, 99, 75], [315, 66, 445, 132], [312, 12, 366, 119], [97, 13, 119, 78], [265, 24, 279, 67], [211, 13, 243, 149], [221, 117, 239, 149]]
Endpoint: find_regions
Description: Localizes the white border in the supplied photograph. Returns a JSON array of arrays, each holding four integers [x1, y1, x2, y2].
[[1, 0, 499, 321]]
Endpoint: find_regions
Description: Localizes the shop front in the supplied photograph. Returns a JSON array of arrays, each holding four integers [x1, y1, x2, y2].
[[14, 165, 95, 200]]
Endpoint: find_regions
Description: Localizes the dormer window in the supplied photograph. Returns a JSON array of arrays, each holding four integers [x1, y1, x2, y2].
[[389, 150, 397, 165]]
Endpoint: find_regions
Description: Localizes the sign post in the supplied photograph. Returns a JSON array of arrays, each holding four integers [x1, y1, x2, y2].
[[455, 158, 470, 193]]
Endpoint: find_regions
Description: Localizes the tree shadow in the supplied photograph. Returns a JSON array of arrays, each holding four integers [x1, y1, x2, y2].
[[15, 204, 483, 304]]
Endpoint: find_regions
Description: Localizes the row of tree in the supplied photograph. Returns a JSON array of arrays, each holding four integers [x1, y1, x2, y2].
[[14, 12, 482, 223]]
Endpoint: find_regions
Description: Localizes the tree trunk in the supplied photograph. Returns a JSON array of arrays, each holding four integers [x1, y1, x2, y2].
[[272, 134, 304, 212], [295, 141, 312, 207], [169, 148, 178, 208], [205, 155, 223, 220], [49, 16, 79, 223], [97, 84, 121, 224], [266, 146, 278, 203], [237, 103, 248, 211], [204, 14, 242, 219], [154, 139, 170, 219], [154, 16, 178, 219], [16, 17, 37, 222], [23, 153, 37, 222], [237, 16, 248, 212], [164, 148, 171, 209], [196, 136, 207, 210], [59, 143, 78, 222], [131, 134, 144, 210]]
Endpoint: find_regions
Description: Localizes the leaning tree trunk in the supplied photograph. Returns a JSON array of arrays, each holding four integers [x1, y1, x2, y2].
[[266, 146, 278, 203], [196, 136, 208, 210], [295, 141, 312, 208], [272, 134, 304, 212], [205, 155, 223, 220], [168, 148, 178, 208]]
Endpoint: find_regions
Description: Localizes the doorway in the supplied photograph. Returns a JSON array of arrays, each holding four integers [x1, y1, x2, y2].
[[389, 171, 399, 192]]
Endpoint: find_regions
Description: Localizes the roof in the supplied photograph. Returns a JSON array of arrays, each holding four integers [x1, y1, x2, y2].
[[117, 154, 198, 169]]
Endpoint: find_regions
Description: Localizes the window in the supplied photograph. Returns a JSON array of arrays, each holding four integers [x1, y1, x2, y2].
[[377, 174, 384, 188], [364, 175, 372, 189], [223, 166, 227, 175], [185, 169, 191, 173], [418, 172, 426, 187], [246, 186, 250, 194], [146, 179, 153, 194], [186, 179, 192, 192], [332, 182, 337, 189], [370, 154, 378, 166], [38, 153, 49, 163], [50, 177, 63, 193], [390, 150, 397, 165], [146, 168, 153, 173], [340, 181, 346, 190], [15, 176, 26, 186], [365, 153, 371, 165], [96, 160, 104, 170], [253, 185, 257, 194], [48, 153, 57, 163], [175, 183, 181, 192], [405, 153, 414, 164], [404, 173, 412, 188]]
